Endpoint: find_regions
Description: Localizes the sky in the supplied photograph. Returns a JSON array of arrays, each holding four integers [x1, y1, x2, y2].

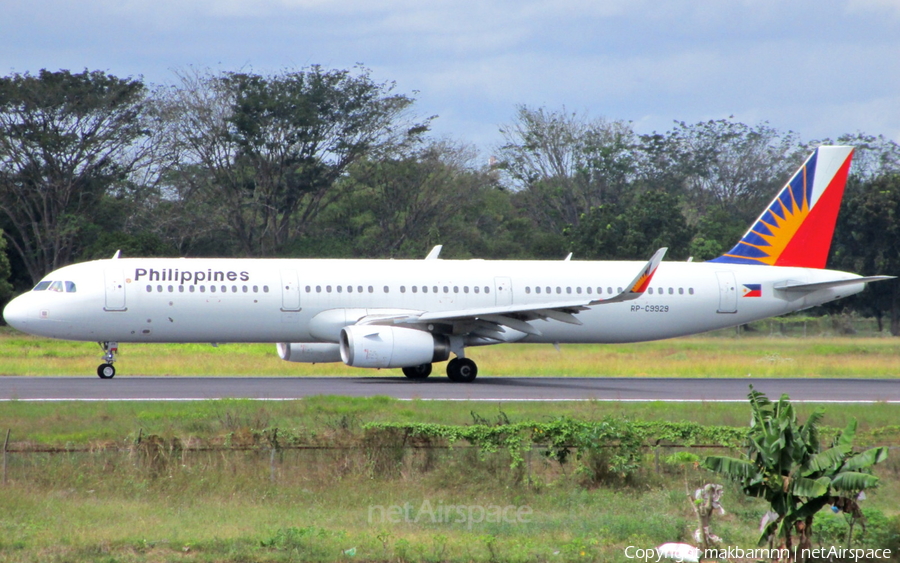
[[2, 0, 900, 153]]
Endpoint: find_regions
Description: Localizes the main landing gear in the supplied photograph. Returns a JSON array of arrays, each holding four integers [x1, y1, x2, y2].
[[447, 357, 477, 383], [402, 358, 478, 382], [97, 341, 118, 379], [402, 363, 432, 380]]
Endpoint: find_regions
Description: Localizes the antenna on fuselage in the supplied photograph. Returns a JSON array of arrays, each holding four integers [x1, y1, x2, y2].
[[111, 250, 121, 259], [425, 245, 442, 260]]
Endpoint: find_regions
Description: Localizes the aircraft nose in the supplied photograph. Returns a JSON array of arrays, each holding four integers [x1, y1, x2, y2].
[[2, 294, 31, 332]]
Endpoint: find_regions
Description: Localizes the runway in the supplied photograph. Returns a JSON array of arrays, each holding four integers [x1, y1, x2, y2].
[[0, 376, 898, 402]]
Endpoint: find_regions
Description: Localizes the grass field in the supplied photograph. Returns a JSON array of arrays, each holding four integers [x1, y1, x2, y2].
[[1, 397, 899, 562], [2, 323, 899, 562], [2, 324, 899, 377]]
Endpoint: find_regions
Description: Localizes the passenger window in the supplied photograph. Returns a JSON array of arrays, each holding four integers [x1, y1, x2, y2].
[[485, 287, 490, 294], [146, 285, 152, 293], [337, 285, 342, 293], [422, 286, 427, 293], [358, 286, 363, 293], [433, 286, 438, 293], [244, 286, 249, 293], [200, 286, 206, 293], [400, 286, 406, 293], [586, 287, 592, 294], [65, 281, 76, 293], [168, 285, 174, 292], [190, 286, 195, 293], [525, 287, 531, 294], [179, 286, 184, 293], [33, 281, 52, 291], [556, 287, 561, 294], [157, 285, 163, 293], [253, 286, 259, 293], [668, 288, 674, 295], [566, 287, 572, 294], [649, 288, 654, 294], [463, 286, 469, 293], [618, 287, 623, 293], [678, 288, 684, 295], [263, 286, 269, 293], [368, 286, 374, 293], [316, 286, 321, 293], [443, 286, 449, 293], [412, 286, 417, 293], [210, 285, 216, 293], [607, 287, 612, 294], [383, 286, 389, 293], [689, 288, 694, 295], [454, 286, 459, 293], [576, 287, 582, 294], [474, 286, 480, 294], [326, 285, 332, 293], [305, 286, 310, 293], [232, 286, 237, 293]]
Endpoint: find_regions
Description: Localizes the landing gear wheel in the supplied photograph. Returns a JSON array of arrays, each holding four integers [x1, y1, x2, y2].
[[97, 341, 118, 378], [402, 363, 432, 380], [446, 358, 477, 383]]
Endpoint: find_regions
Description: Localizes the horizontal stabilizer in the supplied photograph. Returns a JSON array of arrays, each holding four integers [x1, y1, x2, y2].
[[774, 276, 895, 293]]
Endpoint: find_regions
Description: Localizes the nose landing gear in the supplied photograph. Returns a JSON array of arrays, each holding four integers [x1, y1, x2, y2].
[[97, 341, 118, 379]]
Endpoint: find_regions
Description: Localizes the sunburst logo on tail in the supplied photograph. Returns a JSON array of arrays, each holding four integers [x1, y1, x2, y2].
[[710, 146, 853, 269]]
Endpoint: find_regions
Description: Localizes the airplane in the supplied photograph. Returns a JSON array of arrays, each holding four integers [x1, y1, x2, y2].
[[2, 146, 893, 382]]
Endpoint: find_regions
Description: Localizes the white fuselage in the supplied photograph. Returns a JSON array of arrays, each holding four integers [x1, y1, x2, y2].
[[3, 257, 865, 345]]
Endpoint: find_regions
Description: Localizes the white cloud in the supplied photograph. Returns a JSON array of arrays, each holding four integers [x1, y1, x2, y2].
[[1, 0, 898, 146]]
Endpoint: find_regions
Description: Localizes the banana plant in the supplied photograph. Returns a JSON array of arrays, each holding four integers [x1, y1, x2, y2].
[[703, 387, 888, 560]]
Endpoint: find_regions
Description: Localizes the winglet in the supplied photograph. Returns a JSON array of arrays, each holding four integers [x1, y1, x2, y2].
[[591, 247, 667, 305], [425, 245, 442, 260]]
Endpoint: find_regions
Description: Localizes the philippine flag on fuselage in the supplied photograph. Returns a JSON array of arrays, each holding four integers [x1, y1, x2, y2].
[[742, 284, 762, 297]]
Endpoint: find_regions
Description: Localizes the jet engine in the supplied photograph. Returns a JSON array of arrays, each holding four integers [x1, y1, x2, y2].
[[276, 342, 342, 363], [339, 326, 450, 368]]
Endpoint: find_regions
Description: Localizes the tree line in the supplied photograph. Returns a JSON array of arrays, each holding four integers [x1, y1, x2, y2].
[[0, 67, 898, 333]]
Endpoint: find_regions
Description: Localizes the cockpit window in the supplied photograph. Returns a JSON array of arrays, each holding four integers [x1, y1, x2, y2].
[[32, 280, 76, 292]]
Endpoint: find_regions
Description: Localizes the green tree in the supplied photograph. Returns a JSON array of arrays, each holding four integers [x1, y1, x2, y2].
[[828, 135, 900, 334], [0, 228, 13, 307], [703, 389, 888, 560], [831, 173, 900, 334], [327, 141, 491, 257], [497, 105, 637, 234], [0, 69, 150, 283], [159, 66, 428, 257], [567, 190, 694, 260], [641, 119, 805, 223]]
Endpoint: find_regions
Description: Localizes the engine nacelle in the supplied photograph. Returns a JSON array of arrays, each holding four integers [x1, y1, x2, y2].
[[276, 342, 342, 363], [339, 326, 450, 369]]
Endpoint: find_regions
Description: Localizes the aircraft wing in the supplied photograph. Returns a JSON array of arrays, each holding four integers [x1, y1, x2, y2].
[[357, 248, 667, 338]]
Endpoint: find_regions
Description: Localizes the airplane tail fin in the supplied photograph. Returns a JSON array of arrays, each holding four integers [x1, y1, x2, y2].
[[709, 146, 854, 269]]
